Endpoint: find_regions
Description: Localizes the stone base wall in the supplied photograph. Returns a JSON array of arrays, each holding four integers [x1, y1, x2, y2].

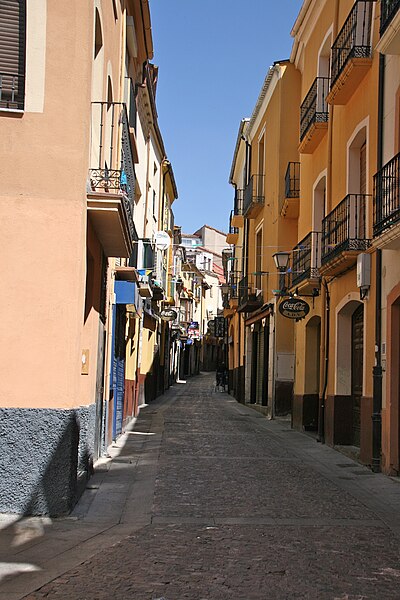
[[0, 404, 95, 516], [292, 394, 319, 431], [275, 381, 293, 416]]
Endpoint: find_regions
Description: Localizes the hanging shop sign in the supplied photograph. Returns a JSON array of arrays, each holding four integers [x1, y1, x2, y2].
[[279, 298, 310, 320], [214, 316, 227, 338], [160, 308, 178, 321], [154, 231, 171, 251]]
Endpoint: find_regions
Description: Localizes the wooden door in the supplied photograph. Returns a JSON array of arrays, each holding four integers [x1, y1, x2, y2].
[[351, 305, 364, 446]]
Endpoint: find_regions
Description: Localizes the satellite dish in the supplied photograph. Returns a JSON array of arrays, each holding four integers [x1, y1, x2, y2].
[[154, 231, 171, 251]]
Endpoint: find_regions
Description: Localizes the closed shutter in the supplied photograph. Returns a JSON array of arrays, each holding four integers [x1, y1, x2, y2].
[[0, 0, 26, 109]]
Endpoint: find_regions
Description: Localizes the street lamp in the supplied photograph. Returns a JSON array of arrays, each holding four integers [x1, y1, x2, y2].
[[220, 283, 230, 295], [273, 251, 290, 272], [273, 251, 290, 296]]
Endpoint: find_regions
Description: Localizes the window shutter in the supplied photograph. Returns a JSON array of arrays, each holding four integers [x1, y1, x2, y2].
[[0, 0, 26, 109]]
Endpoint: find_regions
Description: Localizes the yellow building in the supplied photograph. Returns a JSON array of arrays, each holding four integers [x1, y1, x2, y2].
[[372, 1, 400, 474], [290, 0, 379, 465], [227, 62, 301, 415]]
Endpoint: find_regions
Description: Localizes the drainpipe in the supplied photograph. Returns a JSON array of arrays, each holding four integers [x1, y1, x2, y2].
[[372, 53, 385, 473]]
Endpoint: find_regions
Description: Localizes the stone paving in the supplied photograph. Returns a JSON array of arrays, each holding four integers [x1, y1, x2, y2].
[[3, 373, 400, 599]]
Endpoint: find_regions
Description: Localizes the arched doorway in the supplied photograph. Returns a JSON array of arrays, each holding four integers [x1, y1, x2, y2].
[[304, 316, 321, 431], [336, 299, 364, 446]]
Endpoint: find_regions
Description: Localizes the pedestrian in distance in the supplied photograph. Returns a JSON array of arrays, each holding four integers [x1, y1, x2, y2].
[[215, 362, 227, 392]]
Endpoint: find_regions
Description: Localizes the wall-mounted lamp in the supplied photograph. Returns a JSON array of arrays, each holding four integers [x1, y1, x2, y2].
[[273, 251, 290, 272], [220, 283, 230, 295]]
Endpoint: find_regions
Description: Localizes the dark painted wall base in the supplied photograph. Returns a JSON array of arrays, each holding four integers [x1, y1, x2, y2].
[[325, 395, 353, 446], [360, 396, 373, 465], [275, 381, 293, 416], [0, 404, 95, 516], [230, 366, 245, 404], [292, 394, 319, 431]]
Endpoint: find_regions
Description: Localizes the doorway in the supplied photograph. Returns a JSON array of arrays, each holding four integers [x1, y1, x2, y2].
[[351, 304, 364, 446]]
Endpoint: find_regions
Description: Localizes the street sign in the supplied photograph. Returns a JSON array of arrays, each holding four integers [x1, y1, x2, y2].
[[279, 298, 310, 320], [214, 316, 226, 338]]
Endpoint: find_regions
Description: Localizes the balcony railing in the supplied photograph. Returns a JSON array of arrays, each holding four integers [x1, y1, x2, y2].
[[291, 231, 321, 287], [89, 102, 136, 240], [285, 162, 300, 198], [380, 0, 400, 35], [0, 72, 25, 110], [373, 152, 400, 237], [300, 77, 330, 141], [322, 194, 371, 264], [330, 1, 374, 89], [243, 175, 265, 215], [234, 189, 244, 216], [229, 211, 239, 235]]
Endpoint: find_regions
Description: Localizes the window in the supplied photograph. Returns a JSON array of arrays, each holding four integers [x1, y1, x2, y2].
[[0, 0, 26, 110]]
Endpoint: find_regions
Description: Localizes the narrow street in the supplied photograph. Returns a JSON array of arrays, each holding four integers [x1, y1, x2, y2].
[[2, 372, 400, 600]]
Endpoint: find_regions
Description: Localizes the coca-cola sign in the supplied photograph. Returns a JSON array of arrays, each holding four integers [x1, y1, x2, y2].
[[279, 298, 310, 320], [160, 309, 178, 321]]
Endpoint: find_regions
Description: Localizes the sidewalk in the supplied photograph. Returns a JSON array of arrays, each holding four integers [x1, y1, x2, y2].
[[1, 372, 400, 599]]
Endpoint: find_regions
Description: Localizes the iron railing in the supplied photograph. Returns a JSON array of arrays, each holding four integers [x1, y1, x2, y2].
[[238, 276, 249, 305], [331, 1, 374, 88], [234, 189, 244, 216], [243, 175, 265, 215], [89, 102, 136, 240], [300, 77, 330, 141], [285, 162, 300, 198], [291, 231, 321, 287], [322, 194, 371, 264], [373, 152, 400, 237], [0, 73, 25, 110], [229, 210, 239, 236], [380, 0, 400, 35]]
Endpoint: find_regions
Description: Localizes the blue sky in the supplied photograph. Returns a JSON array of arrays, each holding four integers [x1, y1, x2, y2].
[[151, 0, 304, 236]]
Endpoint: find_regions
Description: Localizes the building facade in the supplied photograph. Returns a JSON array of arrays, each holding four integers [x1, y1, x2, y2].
[[0, 0, 180, 515]]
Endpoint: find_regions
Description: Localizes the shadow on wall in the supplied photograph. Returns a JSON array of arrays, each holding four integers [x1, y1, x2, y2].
[[0, 410, 93, 582], [0, 409, 93, 518]]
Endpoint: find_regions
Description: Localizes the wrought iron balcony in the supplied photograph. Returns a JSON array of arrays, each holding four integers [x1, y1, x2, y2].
[[237, 275, 263, 312], [291, 231, 321, 288], [89, 102, 135, 203], [0, 72, 25, 110], [330, 1, 374, 89], [321, 194, 371, 269], [243, 175, 265, 217], [231, 189, 244, 227], [281, 162, 300, 218], [380, 0, 400, 35], [300, 77, 330, 147], [285, 162, 300, 198], [373, 152, 400, 237], [226, 210, 239, 244], [234, 189, 244, 215], [87, 102, 137, 256]]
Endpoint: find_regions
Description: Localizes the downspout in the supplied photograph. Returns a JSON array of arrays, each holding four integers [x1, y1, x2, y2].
[[372, 53, 385, 473]]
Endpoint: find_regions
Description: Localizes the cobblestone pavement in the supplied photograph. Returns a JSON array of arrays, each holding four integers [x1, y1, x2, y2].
[[8, 373, 400, 599]]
